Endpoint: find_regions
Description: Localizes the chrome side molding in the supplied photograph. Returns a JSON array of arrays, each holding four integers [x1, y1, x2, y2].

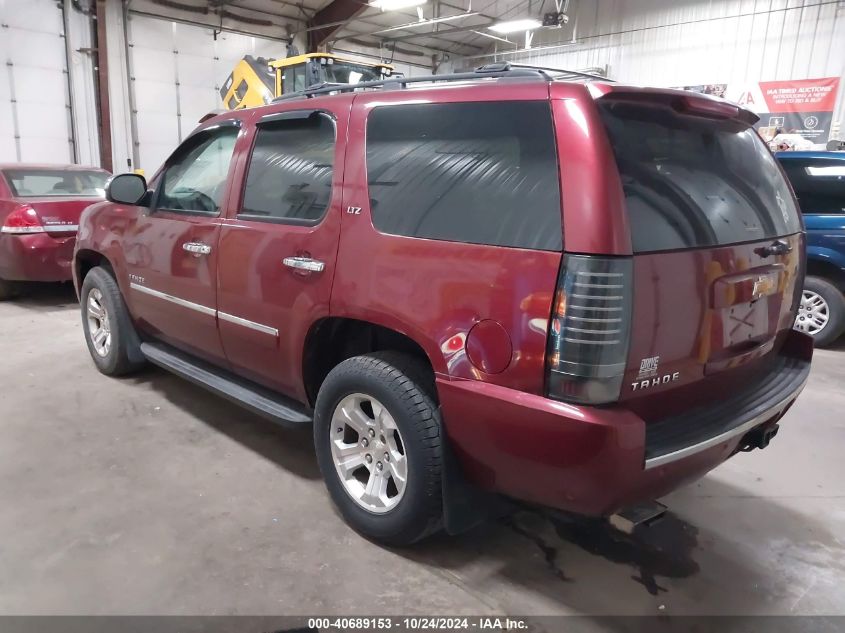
[[129, 283, 278, 337], [218, 311, 278, 337], [129, 282, 216, 316]]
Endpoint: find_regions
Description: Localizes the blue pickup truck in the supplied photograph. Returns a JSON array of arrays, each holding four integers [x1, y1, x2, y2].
[[776, 151, 845, 347]]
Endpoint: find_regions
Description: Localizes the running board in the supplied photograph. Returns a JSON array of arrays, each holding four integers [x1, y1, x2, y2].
[[140, 342, 312, 427]]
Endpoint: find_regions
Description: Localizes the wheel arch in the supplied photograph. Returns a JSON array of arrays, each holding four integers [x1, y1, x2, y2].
[[73, 249, 115, 296], [301, 317, 440, 408], [303, 317, 503, 537]]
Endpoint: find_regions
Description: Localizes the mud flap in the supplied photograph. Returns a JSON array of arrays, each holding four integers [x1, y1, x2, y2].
[[441, 429, 514, 535]]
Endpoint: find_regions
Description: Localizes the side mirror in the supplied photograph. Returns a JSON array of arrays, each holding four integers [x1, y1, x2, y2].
[[106, 173, 149, 205]]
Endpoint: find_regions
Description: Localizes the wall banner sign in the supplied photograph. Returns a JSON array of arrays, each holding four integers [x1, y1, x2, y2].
[[675, 77, 841, 143]]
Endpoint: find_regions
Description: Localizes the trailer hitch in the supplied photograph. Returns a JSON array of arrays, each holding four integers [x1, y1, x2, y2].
[[740, 423, 780, 452]]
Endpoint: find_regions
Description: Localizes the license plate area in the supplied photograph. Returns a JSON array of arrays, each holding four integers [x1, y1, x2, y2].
[[705, 266, 784, 374]]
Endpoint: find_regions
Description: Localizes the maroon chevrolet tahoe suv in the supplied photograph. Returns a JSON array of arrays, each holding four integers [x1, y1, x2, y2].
[[73, 65, 813, 545]]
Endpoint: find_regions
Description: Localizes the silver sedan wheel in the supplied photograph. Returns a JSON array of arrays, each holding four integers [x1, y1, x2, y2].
[[86, 288, 111, 357], [330, 393, 408, 514], [795, 289, 829, 336]]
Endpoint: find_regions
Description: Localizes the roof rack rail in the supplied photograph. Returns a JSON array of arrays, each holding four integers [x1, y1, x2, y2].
[[505, 62, 614, 82], [272, 62, 608, 102]]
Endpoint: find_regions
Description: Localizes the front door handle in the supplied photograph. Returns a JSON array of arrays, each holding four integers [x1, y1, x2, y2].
[[182, 242, 211, 256], [283, 256, 325, 273]]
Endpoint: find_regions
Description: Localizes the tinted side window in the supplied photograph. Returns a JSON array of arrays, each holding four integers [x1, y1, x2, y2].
[[157, 127, 238, 214], [366, 101, 562, 251], [779, 158, 845, 215], [240, 113, 335, 223], [598, 101, 801, 252]]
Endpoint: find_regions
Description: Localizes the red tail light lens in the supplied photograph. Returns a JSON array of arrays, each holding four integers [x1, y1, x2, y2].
[[1, 206, 45, 234], [546, 254, 633, 404]]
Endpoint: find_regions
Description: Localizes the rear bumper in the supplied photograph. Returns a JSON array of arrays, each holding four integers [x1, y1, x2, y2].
[[437, 332, 812, 517], [644, 352, 809, 469], [0, 233, 76, 282]]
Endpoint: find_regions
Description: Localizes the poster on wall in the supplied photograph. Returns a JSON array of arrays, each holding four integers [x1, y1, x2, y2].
[[675, 77, 840, 146]]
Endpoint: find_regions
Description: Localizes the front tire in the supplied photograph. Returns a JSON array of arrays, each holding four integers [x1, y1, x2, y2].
[[795, 276, 845, 347], [80, 267, 145, 376], [314, 352, 443, 546]]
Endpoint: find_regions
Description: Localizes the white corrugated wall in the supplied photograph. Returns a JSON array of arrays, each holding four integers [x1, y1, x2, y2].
[[123, 13, 286, 173], [463, 0, 845, 135], [0, 0, 70, 163]]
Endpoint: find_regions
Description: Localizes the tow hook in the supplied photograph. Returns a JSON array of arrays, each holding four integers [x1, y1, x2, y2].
[[740, 423, 780, 452]]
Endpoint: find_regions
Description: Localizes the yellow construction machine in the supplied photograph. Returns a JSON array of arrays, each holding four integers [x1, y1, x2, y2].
[[220, 53, 395, 109]]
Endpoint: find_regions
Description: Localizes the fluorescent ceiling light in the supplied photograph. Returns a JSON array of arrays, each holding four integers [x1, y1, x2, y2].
[[369, 0, 427, 10], [489, 18, 542, 33], [374, 12, 479, 34]]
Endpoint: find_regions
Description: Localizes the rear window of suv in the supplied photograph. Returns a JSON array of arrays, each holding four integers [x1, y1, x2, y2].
[[365, 101, 562, 251], [598, 101, 801, 253]]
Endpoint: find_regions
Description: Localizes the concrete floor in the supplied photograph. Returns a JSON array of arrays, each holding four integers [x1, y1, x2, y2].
[[1, 283, 844, 618]]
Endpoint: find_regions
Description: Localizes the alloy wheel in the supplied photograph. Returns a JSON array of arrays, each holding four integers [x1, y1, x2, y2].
[[86, 288, 111, 357], [795, 289, 829, 336], [329, 393, 407, 514]]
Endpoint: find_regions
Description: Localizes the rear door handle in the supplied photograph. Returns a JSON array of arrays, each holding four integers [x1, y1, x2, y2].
[[182, 242, 211, 256], [283, 256, 325, 273]]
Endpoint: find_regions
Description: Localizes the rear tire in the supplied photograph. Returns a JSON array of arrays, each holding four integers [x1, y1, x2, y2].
[[796, 276, 845, 348], [314, 351, 443, 546], [80, 267, 145, 376]]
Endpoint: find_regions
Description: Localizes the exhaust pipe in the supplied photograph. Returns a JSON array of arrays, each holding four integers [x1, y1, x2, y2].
[[609, 500, 667, 534]]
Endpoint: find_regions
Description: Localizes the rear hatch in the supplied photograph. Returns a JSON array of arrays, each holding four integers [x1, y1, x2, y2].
[[596, 94, 804, 421], [22, 197, 101, 236]]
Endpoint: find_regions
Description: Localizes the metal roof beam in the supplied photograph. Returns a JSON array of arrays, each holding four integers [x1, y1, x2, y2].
[[330, 10, 478, 39], [307, 0, 369, 50], [380, 20, 496, 42]]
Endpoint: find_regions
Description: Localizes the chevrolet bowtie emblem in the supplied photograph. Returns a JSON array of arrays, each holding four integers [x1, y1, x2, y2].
[[752, 274, 776, 300]]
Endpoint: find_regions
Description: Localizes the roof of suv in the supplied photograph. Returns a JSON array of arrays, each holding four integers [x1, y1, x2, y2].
[[196, 62, 759, 149], [258, 63, 756, 125]]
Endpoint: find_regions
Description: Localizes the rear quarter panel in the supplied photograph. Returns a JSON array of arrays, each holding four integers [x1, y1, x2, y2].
[[331, 83, 562, 395], [0, 172, 18, 225], [0, 198, 18, 227]]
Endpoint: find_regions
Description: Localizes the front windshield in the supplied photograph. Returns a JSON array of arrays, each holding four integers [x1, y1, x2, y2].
[[4, 169, 109, 198], [321, 62, 385, 85]]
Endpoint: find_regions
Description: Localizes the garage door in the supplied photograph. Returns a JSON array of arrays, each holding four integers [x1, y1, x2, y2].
[[0, 0, 73, 164], [126, 13, 282, 173]]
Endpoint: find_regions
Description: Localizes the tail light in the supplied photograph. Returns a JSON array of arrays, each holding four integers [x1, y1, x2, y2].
[[1, 206, 45, 234], [546, 254, 633, 405]]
